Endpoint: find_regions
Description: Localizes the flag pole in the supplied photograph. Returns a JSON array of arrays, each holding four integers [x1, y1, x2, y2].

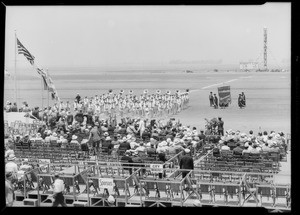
[[47, 68, 49, 109], [14, 30, 17, 108], [41, 72, 44, 110]]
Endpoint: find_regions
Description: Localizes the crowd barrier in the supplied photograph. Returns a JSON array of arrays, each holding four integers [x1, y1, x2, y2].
[[12, 160, 291, 210]]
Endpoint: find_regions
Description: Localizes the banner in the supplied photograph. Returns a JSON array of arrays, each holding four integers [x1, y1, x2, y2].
[[150, 164, 163, 174], [218, 85, 231, 106], [98, 178, 114, 193]]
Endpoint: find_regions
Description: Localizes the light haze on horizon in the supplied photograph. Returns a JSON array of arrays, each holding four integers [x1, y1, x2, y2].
[[5, 3, 291, 71]]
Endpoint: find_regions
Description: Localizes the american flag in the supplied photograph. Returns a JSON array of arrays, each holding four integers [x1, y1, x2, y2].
[[37, 68, 47, 77], [17, 38, 35, 65]]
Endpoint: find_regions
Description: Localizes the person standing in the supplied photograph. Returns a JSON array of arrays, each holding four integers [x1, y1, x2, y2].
[[75, 93, 81, 103], [52, 173, 67, 207], [217, 117, 224, 136], [209, 92, 214, 107], [5, 172, 15, 207], [241, 92, 246, 107], [213, 94, 218, 109], [179, 148, 194, 180]]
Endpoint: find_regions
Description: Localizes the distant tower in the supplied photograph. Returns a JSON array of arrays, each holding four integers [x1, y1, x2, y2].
[[263, 27, 268, 71]]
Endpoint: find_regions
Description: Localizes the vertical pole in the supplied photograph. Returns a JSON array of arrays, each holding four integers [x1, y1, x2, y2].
[[47, 69, 49, 109], [14, 31, 17, 108], [41, 75, 44, 110], [264, 27, 268, 71]]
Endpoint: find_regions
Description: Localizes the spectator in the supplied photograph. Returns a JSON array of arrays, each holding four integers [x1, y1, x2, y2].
[[119, 137, 131, 151], [233, 142, 243, 155], [52, 173, 67, 207], [242, 144, 251, 155], [250, 144, 260, 154], [179, 148, 194, 181], [5, 172, 15, 207], [5, 145, 14, 159], [102, 136, 114, 154], [5, 154, 18, 178], [11, 102, 18, 112], [221, 142, 230, 151], [70, 135, 80, 147], [120, 151, 133, 174]]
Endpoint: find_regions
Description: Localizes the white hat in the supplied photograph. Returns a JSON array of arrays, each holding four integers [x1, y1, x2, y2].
[[7, 154, 16, 161], [52, 132, 57, 137], [244, 142, 249, 148], [36, 133, 41, 137], [106, 136, 111, 141], [72, 135, 78, 140], [81, 139, 88, 144], [104, 132, 109, 136], [193, 199, 202, 207], [240, 133, 247, 138], [184, 148, 190, 153]]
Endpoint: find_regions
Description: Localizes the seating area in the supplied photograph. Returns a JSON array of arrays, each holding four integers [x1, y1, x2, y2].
[[195, 150, 281, 173]]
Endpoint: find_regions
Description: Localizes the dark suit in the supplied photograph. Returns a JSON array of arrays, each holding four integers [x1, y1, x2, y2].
[[233, 146, 243, 155], [119, 141, 131, 151], [179, 155, 194, 179], [214, 96, 218, 108]]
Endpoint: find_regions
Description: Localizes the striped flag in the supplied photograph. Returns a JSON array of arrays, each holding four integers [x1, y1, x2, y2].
[[37, 68, 47, 77], [42, 75, 49, 90], [17, 38, 35, 65]]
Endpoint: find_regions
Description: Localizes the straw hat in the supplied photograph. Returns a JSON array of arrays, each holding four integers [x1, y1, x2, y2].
[[81, 139, 88, 144], [104, 132, 109, 136], [106, 136, 111, 141], [72, 135, 78, 140], [184, 148, 190, 153]]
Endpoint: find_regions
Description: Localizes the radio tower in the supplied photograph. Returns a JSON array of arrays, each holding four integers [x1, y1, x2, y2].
[[263, 27, 268, 71]]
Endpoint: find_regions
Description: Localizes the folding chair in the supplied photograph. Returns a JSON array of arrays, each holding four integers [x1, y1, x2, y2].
[[257, 185, 275, 207], [198, 183, 213, 203], [241, 174, 259, 206], [213, 185, 226, 204], [274, 185, 290, 208], [225, 185, 241, 205]]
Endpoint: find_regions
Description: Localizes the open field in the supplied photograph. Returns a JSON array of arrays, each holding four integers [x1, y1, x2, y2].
[[4, 70, 290, 134]]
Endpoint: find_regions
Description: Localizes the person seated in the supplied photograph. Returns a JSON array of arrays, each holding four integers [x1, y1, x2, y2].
[[242, 143, 251, 155], [102, 136, 114, 154], [117, 124, 127, 135], [220, 141, 230, 151], [80, 139, 89, 155], [34, 133, 44, 146], [119, 137, 131, 152], [21, 134, 31, 149], [250, 144, 260, 154], [120, 151, 133, 174], [233, 142, 243, 155], [70, 135, 80, 147], [129, 137, 139, 149], [146, 143, 157, 156], [134, 142, 147, 153], [5, 144, 15, 159], [19, 159, 32, 172], [261, 142, 271, 152], [60, 135, 69, 148]]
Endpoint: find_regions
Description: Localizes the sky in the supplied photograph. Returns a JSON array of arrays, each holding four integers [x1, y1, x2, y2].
[[5, 3, 291, 71]]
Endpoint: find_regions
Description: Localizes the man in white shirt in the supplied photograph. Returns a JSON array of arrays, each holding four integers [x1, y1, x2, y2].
[[52, 173, 67, 207], [221, 142, 230, 151]]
